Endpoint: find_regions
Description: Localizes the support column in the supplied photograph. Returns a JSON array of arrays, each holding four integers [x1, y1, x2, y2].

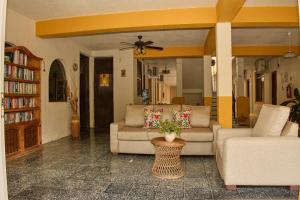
[[0, 0, 8, 199], [176, 58, 183, 97], [236, 57, 244, 97], [216, 23, 232, 128], [203, 55, 212, 106]]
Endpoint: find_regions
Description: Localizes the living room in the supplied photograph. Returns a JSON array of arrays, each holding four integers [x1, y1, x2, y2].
[[0, 0, 300, 199]]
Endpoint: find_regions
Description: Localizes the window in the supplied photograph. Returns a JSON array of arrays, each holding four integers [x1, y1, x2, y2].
[[49, 59, 67, 102]]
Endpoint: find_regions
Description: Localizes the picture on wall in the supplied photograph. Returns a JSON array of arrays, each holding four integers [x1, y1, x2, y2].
[[99, 73, 110, 87]]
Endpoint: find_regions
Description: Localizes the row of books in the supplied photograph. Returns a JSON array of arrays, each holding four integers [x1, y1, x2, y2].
[[4, 97, 36, 110], [5, 50, 28, 65], [4, 81, 37, 94], [4, 64, 35, 81], [4, 111, 33, 124]]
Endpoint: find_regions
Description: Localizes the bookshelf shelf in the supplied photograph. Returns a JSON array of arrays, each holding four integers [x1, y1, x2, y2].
[[4, 62, 39, 71], [5, 107, 40, 113], [4, 78, 40, 84], [4, 46, 42, 160], [4, 93, 39, 97]]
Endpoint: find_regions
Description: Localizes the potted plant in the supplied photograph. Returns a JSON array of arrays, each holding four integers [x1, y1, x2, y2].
[[281, 88, 300, 136], [160, 120, 181, 142], [66, 67, 80, 140]]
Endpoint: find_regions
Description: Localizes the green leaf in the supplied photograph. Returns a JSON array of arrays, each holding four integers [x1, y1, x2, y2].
[[294, 88, 300, 98], [280, 100, 297, 106]]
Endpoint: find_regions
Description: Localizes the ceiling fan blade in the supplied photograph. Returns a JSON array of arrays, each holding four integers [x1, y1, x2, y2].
[[120, 47, 134, 50], [145, 46, 164, 50], [120, 42, 135, 45], [144, 41, 154, 46]]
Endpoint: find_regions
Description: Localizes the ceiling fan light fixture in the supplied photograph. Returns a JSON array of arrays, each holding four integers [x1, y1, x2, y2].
[[283, 51, 297, 59], [282, 32, 297, 59]]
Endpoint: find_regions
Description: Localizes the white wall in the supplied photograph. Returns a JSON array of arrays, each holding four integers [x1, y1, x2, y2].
[[240, 56, 300, 116], [91, 49, 134, 124], [5, 9, 92, 143]]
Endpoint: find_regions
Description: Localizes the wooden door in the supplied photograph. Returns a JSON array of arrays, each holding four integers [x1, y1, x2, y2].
[[80, 54, 90, 132], [94, 57, 113, 131], [272, 71, 277, 105]]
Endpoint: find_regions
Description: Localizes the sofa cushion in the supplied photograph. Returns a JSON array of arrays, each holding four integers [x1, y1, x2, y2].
[[173, 110, 191, 128], [181, 128, 213, 142], [281, 121, 299, 137], [183, 105, 211, 128], [252, 104, 290, 137], [154, 105, 181, 121], [118, 127, 148, 141], [125, 105, 145, 127], [147, 127, 213, 142], [144, 108, 162, 128]]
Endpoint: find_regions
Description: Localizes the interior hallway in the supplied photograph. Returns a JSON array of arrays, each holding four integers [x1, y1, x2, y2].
[[7, 130, 298, 200]]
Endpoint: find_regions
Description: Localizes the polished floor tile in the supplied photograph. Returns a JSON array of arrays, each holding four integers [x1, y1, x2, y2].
[[7, 130, 298, 200]]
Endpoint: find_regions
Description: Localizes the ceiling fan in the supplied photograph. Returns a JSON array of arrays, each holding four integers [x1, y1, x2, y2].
[[120, 35, 163, 55]]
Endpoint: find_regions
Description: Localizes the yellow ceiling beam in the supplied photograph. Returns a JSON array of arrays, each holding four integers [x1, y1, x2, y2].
[[134, 46, 204, 59], [36, 7, 216, 38], [216, 0, 246, 22], [204, 28, 216, 55], [232, 7, 299, 27], [232, 46, 300, 56], [134, 45, 300, 59]]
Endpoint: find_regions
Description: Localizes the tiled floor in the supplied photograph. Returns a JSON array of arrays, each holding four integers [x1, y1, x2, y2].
[[7, 130, 298, 200]]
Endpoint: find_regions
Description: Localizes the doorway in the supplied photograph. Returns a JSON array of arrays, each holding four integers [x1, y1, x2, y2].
[[272, 71, 277, 105], [94, 57, 114, 132], [80, 54, 90, 133]]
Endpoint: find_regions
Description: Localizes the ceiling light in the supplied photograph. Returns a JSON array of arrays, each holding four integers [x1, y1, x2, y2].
[[283, 32, 297, 59]]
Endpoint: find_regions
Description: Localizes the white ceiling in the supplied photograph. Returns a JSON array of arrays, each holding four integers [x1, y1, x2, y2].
[[71, 29, 209, 50], [7, 0, 298, 21], [232, 28, 300, 46], [7, 0, 217, 20]]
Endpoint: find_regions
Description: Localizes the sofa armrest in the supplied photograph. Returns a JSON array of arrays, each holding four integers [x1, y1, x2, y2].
[[223, 137, 300, 185], [215, 128, 252, 155], [110, 120, 125, 153], [210, 120, 221, 154]]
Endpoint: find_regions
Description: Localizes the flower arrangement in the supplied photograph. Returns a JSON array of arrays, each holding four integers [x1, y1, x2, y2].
[[159, 120, 181, 136]]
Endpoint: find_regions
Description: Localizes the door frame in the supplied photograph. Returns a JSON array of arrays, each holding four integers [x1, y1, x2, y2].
[[79, 53, 90, 131], [93, 57, 114, 130], [0, 0, 9, 199]]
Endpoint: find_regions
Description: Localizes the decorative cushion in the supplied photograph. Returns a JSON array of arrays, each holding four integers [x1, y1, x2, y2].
[[183, 105, 211, 127], [125, 105, 145, 127], [173, 110, 191, 128], [252, 104, 290, 137], [144, 108, 162, 129], [281, 121, 299, 137]]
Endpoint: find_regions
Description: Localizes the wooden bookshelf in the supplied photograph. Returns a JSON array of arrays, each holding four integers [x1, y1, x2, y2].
[[4, 46, 42, 160]]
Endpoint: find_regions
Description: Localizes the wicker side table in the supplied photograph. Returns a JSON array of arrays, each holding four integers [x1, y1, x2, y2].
[[151, 137, 186, 179]]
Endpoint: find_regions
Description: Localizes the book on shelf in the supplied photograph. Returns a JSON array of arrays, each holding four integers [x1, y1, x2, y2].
[[12, 50, 28, 66], [4, 81, 37, 94], [4, 97, 35, 110], [5, 64, 35, 81], [4, 111, 33, 124]]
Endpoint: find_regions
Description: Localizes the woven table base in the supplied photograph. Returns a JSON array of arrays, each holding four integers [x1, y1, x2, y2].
[[151, 137, 185, 179]]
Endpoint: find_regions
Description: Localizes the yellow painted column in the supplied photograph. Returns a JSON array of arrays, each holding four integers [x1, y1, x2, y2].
[[216, 23, 232, 128], [203, 55, 212, 106]]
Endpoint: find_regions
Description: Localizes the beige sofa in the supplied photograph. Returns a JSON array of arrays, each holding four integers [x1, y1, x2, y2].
[[216, 104, 300, 190], [110, 104, 221, 155]]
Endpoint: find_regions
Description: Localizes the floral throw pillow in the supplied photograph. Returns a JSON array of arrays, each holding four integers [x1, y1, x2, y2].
[[144, 108, 162, 128], [172, 110, 191, 128]]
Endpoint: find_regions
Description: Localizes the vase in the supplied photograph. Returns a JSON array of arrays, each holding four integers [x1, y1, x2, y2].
[[71, 115, 80, 140], [165, 133, 176, 142]]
